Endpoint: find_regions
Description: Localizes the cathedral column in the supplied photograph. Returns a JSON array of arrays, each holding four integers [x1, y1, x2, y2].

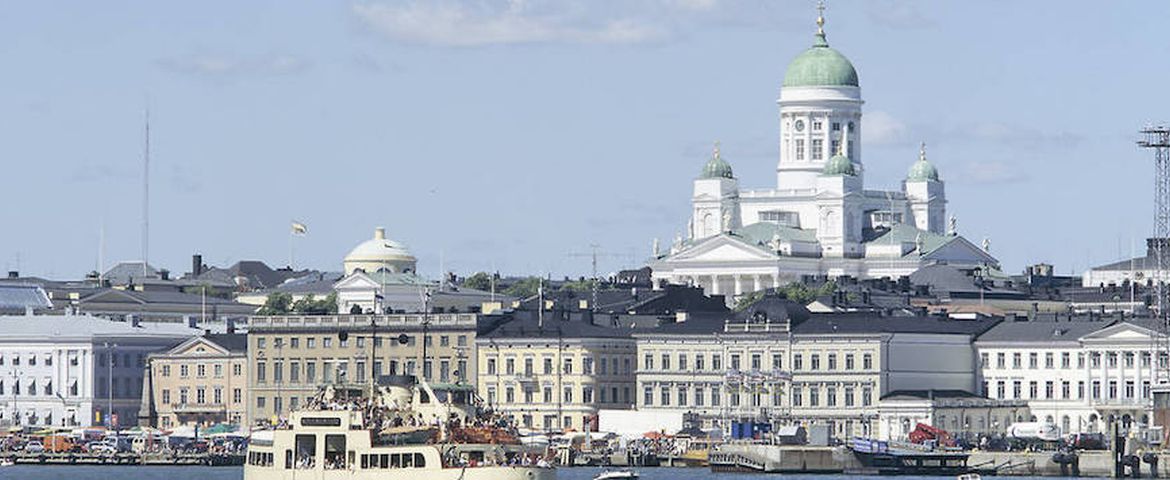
[[753, 275, 763, 292], [772, 273, 781, 289], [710, 275, 720, 295], [734, 276, 744, 296]]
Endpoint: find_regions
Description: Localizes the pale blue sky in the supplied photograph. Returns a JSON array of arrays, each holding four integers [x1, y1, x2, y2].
[[2, 0, 1168, 280]]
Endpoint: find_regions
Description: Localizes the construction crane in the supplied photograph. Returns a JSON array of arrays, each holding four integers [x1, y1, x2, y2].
[[1139, 125, 1170, 444]]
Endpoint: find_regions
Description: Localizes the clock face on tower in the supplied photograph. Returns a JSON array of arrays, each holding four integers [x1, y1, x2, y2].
[[794, 119, 806, 132]]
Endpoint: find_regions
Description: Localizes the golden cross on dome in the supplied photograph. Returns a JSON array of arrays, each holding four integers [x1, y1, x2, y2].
[[816, 0, 826, 35], [919, 142, 927, 161], [713, 140, 721, 158]]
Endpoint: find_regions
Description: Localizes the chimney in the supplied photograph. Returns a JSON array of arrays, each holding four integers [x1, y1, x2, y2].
[[186, 315, 197, 329], [192, 254, 203, 276], [7, 271, 17, 279], [159, 269, 170, 281], [226, 317, 236, 334], [130, 315, 141, 328]]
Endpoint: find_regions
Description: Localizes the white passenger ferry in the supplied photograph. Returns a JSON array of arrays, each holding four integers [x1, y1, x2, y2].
[[244, 376, 556, 480]]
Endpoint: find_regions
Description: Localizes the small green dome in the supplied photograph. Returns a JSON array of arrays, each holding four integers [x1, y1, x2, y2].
[[782, 33, 859, 88], [700, 143, 734, 179], [907, 143, 939, 181], [822, 154, 855, 176]]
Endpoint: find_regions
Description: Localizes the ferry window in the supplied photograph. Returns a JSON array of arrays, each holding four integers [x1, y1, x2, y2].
[[381, 454, 389, 468], [415, 453, 425, 468], [402, 452, 414, 468], [295, 434, 316, 469], [324, 435, 346, 469], [391, 453, 402, 468], [285, 450, 293, 469]]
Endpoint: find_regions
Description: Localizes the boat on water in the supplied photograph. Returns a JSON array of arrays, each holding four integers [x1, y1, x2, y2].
[[594, 469, 638, 480], [244, 375, 555, 480], [849, 437, 972, 476], [0, 459, 13, 467]]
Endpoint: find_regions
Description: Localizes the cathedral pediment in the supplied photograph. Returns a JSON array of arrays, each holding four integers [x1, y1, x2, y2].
[[922, 236, 998, 264], [669, 235, 778, 263]]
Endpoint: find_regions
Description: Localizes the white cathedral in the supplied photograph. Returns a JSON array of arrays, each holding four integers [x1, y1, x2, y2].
[[649, 9, 998, 299]]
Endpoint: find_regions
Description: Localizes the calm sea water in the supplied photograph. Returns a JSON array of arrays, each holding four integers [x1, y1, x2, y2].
[[0, 465, 1097, 480]]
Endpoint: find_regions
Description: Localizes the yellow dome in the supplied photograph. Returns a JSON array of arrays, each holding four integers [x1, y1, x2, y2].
[[343, 227, 417, 275]]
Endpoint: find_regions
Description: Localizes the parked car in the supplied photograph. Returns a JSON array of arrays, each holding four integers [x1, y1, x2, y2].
[[23, 441, 45, 454], [86, 441, 117, 455]]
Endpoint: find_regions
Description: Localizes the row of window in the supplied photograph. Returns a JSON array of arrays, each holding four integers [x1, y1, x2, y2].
[[255, 358, 467, 385], [160, 362, 242, 378], [985, 378, 1152, 401], [486, 356, 629, 377], [486, 384, 632, 406], [981, 351, 1167, 371], [161, 386, 243, 405], [640, 383, 874, 409], [360, 453, 427, 469], [256, 334, 468, 351], [0, 378, 74, 397], [790, 138, 855, 162], [641, 351, 873, 372]]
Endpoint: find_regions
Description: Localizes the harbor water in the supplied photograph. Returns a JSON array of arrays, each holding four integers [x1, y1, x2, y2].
[[0, 465, 1094, 480]]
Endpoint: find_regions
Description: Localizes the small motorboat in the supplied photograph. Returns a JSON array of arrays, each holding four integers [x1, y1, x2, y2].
[[0, 459, 14, 467], [956, 474, 981, 480], [595, 469, 638, 480]]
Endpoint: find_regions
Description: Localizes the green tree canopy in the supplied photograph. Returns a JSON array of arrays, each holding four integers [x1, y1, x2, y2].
[[257, 292, 293, 315], [503, 277, 542, 298], [291, 292, 338, 315], [463, 272, 493, 291]]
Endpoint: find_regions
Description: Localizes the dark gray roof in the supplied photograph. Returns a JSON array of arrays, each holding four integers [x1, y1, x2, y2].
[[793, 314, 1001, 336], [102, 261, 162, 285], [480, 312, 636, 340], [974, 319, 1114, 343], [0, 284, 52, 312], [203, 333, 248, 353]]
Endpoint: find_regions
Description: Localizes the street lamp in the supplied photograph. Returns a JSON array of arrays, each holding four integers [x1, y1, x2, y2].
[[103, 342, 117, 428], [8, 369, 22, 427]]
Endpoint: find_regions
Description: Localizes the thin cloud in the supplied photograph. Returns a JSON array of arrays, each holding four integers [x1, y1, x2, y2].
[[954, 160, 1029, 185], [352, 1, 667, 47], [155, 54, 311, 77], [865, 1, 935, 29], [863, 110, 910, 146], [935, 121, 1084, 150]]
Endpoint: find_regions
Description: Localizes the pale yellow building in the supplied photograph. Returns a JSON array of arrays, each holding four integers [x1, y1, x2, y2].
[[246, 313, 478, 425], [141, 333, 249, 429], [477, 316, 636, 432]]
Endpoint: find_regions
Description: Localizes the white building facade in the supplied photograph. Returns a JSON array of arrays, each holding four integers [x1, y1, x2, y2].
[[976, 320, 1162, 435], [651, 9, 996, 301], [0, 314, 197, 428]]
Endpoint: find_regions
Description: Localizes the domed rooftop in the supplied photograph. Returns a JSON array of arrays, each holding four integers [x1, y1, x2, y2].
[[782, 8, 859, 88], [343, 227, 417, 275], [907, 143, 940, 182], [700, 142, 734, 179], [822, 153, 855, 176], [821, 126, 855, 176]]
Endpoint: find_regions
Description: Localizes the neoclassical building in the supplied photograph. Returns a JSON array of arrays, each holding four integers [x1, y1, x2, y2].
[[976, 319, 1164, 435], [650, 9, 996, 300]]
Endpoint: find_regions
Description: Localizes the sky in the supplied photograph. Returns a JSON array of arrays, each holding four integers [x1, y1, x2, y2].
[[2, 0, 1169, 281]]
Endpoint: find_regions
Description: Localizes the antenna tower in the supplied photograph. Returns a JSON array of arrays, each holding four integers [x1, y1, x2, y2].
[[1140, 125, 1170, 384], [142, 109, 151, 279]]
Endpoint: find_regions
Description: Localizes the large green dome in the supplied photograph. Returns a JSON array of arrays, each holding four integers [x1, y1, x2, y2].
[[782, 33, 858, 88], [907, 143, 940, 181], [822, 153, 855, 176], [700, 143, 734, 179]]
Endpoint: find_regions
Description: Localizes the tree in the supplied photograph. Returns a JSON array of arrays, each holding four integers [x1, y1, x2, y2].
[[504, 277, 542, 298], [291, 292, 338, 315], [733, 290, 765, 311], [463, 272, 493, 291], [257, 292, 293, 315]]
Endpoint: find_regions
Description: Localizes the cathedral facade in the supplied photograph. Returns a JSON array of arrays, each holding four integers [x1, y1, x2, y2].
[[650, 10, 997, 299]]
